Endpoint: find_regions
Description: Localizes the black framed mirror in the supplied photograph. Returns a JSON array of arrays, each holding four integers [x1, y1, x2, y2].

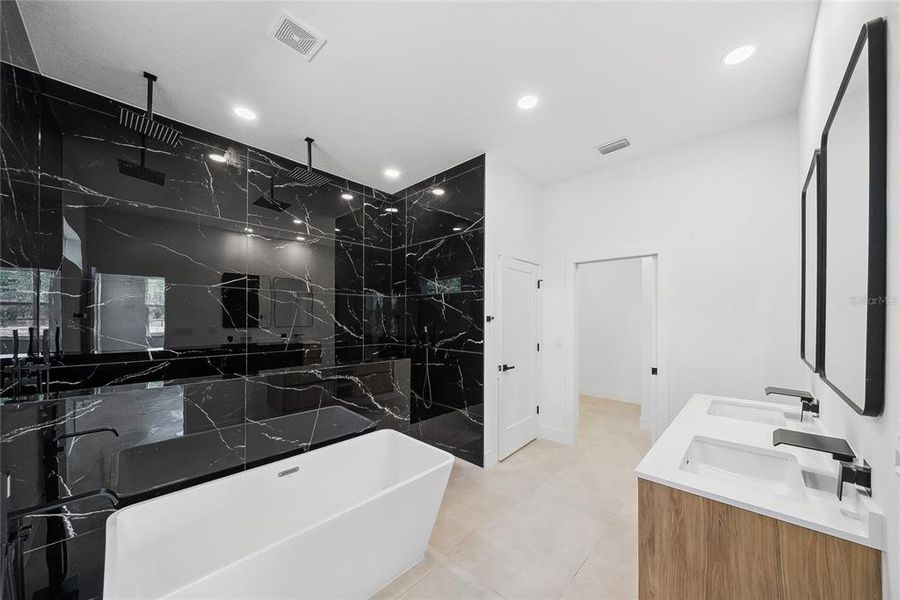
[[820, 17, 887, 416], [800, 150, 822, 373]]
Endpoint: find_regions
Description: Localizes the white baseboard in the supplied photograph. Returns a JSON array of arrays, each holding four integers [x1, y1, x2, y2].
[[580, 386, 641, 405], [482, 448, 497, 469], [539, 424, 572, 446]]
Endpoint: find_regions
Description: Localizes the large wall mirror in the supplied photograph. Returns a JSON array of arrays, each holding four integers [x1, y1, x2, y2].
[[820, 17, 887, 416], [800, 150, 822, 373]]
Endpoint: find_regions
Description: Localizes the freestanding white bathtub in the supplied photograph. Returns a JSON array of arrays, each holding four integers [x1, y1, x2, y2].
[[103, 429, 454, 599]]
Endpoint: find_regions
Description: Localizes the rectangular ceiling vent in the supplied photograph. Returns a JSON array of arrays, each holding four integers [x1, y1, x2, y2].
[[595, 138, 631, 155], [272, 13, 327, 61]]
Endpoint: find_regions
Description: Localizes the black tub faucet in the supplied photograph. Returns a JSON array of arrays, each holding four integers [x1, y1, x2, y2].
[[772, 429, 872, 500], [765, 386, 819, 421]]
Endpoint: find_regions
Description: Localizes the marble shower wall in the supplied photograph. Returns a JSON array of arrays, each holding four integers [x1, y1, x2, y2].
[[392, 156, 486, 466], [0, 62, 413, 598]]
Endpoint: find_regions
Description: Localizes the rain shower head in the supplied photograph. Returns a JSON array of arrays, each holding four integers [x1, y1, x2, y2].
[[286, 137, 331, 187], [253, 176, 292, 212], [118, 72, 182, 145], [118, 72, 180, 186]]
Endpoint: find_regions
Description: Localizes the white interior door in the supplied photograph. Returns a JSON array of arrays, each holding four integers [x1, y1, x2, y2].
[[498, 256, 539, 460]]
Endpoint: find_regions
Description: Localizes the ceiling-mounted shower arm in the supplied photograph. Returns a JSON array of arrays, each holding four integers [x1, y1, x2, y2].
[[305, 137, 315, 171], [144, 72, 157, 120]]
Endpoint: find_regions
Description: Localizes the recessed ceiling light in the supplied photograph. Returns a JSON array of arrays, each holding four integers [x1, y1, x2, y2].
[[233, 106, 257, 120], [517, 95, 539, 110], [384, 168, 400, 179], [385, 207, 399, 213], [208, 153, 227, 163], [341, 193, 354, 200], [452, 226, 463, 232], [722, 45, 755, 66], [296, 236, 306, 241], [431, 188, 445, 196], [292, 218, 302, 224], [244, 227, 253, 233]]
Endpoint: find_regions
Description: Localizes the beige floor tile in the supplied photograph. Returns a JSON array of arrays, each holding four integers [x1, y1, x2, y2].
[[405, 396, 646, 600], [373, 550, 441, 600], [399, 561, 504, 600]]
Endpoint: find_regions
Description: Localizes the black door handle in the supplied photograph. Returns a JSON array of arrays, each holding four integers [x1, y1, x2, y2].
[[500, 364, 516, 372]]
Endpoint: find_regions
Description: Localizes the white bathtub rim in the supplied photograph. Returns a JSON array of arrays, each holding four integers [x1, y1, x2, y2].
[[105, 429, 454, 599]]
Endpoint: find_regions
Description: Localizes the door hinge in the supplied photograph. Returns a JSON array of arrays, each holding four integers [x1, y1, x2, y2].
[[486, 315, 494, 322], [537, 279, 543, 289], [536, 342, 540, 352], [536, 405, 540, 414], [651, 367, 658, 375]]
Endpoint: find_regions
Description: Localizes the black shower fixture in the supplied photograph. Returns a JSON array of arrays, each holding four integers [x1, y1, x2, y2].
[[117, 71, 182, 186], [286, 137, 332, 187], [253, 176, 292, 213]]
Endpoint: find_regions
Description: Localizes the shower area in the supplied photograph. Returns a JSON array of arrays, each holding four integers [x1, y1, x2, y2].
[[0, 33, 485, 600]]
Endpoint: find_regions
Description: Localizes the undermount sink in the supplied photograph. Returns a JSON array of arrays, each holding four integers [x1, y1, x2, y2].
[[679, 437, 807, 501], [706, 399, 788, 426]]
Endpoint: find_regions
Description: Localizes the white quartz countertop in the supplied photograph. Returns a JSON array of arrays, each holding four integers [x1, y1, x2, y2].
[[635, 393, 884, 550]]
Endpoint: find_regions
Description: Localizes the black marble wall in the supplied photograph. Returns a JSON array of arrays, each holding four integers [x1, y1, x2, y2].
[[393, 157, 485, 466], [0, 57, 485, 599]]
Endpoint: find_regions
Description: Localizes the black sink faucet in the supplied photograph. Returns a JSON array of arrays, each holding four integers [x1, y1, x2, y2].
[[772, 429, 872, 500], [765, 386, 820, 421]]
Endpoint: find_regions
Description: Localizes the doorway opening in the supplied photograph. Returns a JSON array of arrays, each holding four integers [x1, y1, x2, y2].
[[574, 254, 660, 440]]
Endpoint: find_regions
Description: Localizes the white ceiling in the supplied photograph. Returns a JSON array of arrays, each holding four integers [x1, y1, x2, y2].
[[19, 1, 818, 193]]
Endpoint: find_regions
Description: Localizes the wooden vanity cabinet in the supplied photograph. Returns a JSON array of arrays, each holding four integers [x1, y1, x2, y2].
[[638, 479, 882, 600]]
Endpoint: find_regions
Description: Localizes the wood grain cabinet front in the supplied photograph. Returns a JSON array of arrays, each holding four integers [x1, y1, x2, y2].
[[638, 479, 882, 600]]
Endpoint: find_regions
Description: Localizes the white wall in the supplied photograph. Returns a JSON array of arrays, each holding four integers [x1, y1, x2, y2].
[[537, 113, 805, 444], [483, 155, 543, 467], [798, 2, 900, 593], [577, 258, 643, 404]]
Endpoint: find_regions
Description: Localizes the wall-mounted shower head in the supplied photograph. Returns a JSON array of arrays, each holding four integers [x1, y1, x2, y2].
[[118, 72, 182, 145], [286, 137, 331, 187]]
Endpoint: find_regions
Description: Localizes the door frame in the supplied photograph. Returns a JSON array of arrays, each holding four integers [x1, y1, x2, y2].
[[565, 249, 669, 443]]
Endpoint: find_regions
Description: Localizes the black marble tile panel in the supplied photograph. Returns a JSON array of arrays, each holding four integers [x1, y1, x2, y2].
[[364, 294, 403, 346], [332, 294, 364, 348], [404, 161, 484, 245], [405, 230, 484, 295], [404, 292, 484, 352], [409, 347, 483, 466], [0, 73, 40, 185], [334, 240, 364, 294], [58, 189, 248, 286], [363, 191, 394, 248], [363, 246, 392, 296], [247, 147, 365, 244], [38, 92, 249, 222]]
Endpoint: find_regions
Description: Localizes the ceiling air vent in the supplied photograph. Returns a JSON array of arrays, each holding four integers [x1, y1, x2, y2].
[[272, 13, 327, 61], [595, 138, 631, 155]]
